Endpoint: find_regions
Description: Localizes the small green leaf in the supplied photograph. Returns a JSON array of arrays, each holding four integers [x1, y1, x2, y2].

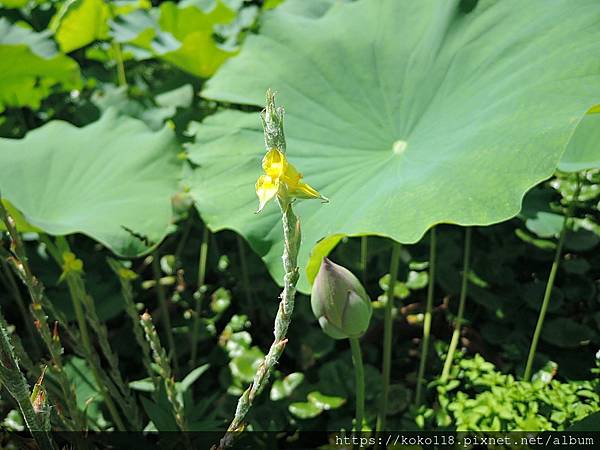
[[288, 401, 322, 419], [229, 346, 263, 383], [129, 378, 156, 392], [307, 391, 345, 410], [405, 270, 428, 290], [178, 364, 210, 393], [270, 372, 304, 401]]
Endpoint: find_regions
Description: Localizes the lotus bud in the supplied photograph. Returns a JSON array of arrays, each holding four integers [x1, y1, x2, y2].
[[311, 258, 372, 340]]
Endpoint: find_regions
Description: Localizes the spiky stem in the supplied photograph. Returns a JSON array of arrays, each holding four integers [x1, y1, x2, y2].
[[217, 90, 301, 449]]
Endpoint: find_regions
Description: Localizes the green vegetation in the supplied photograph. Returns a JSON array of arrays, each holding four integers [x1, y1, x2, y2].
[[1, 0, 600, 448]]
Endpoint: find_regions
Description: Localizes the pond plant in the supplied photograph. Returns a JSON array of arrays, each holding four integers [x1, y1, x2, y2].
[[0, 0, 600, 448]]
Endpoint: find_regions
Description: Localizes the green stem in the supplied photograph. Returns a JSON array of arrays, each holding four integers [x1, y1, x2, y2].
[[65, 275, 126, 431], [0, 208, 85, 430], [0, 258, 40, 356], [349, 337, 365, 432], [112, 42, 127, 87], [140, 312, 187, 431], [108, 259, 158, 389], [189, 226, 209, 368], [415, 227, 437, 406], [523, 176, 581, 381], [376, 242, 401, 432], [441, 227, 472, 382], [360, 236, 368, 285], [218, 90, 301, 450], [152, 251, 177, 373], [0, 309, 55, 450]]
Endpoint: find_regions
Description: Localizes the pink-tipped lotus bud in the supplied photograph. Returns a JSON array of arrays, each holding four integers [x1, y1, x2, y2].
[[311, 258, 372, 340]]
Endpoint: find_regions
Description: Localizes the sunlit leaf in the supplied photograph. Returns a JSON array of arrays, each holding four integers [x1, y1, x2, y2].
[[0, 109, 182, 257], [157, 0, 237, 77], [189, 0, 600, 292], [0, 19, 81, 112], [559, 112, 600, 172], [50, 0, 111, 52]]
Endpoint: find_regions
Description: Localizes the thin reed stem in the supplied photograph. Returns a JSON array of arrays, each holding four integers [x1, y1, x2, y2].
[[441, 227, 472, 382], [524, 175, 581, 381], [415, 227, 437, 406], [376, 241, 401, 432], [360, 236, 368, 285], [189, 225, 209, 368]]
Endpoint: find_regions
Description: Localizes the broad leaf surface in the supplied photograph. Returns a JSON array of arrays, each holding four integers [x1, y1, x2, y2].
[[50, 0, 110, 52], [0, 110, 181, 256], [0, 19, 81, 112], [559, 113, 600, 172], [111, 0, 237, 77], [189, 0, 600, 291]]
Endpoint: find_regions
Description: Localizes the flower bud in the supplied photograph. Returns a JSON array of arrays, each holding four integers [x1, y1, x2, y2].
[[311, 258, 372, 340]]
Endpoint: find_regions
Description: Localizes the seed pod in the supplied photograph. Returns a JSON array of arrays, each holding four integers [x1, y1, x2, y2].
[[311, 258, 372, 340]]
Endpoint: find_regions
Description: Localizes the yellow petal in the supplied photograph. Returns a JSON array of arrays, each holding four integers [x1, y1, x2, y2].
[[255, 174, 279, 212], [262, 148, 287, 179], [282, 160, 302, 189], [290, 181, 324, 200]]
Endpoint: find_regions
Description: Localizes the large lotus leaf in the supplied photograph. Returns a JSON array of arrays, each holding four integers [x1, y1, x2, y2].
[[0, 109, 182, 257], [110, 1, 236, 76], [189, 0, 600, 292], [156, 0, 237, 77], [110, 9, 181, 58], [0, 19, 81, 112], [50, 0, 110, 52], [558, 112, 600, 172]]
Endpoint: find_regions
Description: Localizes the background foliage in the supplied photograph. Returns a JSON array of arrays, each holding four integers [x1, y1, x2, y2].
[[0, 0, 599, 447]]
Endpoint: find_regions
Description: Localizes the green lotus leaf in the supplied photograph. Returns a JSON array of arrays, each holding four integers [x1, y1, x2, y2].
[[50, 0, 111, 52], [0, 109, 182, 257], [110, 9, 180, 58], [189, 0, 600, 292], [0, 19, 81, 112], [157, 0, 237, 77], [110, 0, 237, 76], [559, 112, 600, 172]]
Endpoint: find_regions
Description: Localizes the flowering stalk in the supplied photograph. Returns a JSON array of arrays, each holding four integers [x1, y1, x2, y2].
[[0, 308, 54, 450], [217, 90, 324, 449], [140, 312, 187, 431], [108, 259, 158, 389], [0, 201, 84, 430]]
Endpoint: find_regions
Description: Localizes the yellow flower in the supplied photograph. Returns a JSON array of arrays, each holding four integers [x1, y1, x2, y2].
[[255, 148, 326, 212], [58, 251, 83, 282]]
